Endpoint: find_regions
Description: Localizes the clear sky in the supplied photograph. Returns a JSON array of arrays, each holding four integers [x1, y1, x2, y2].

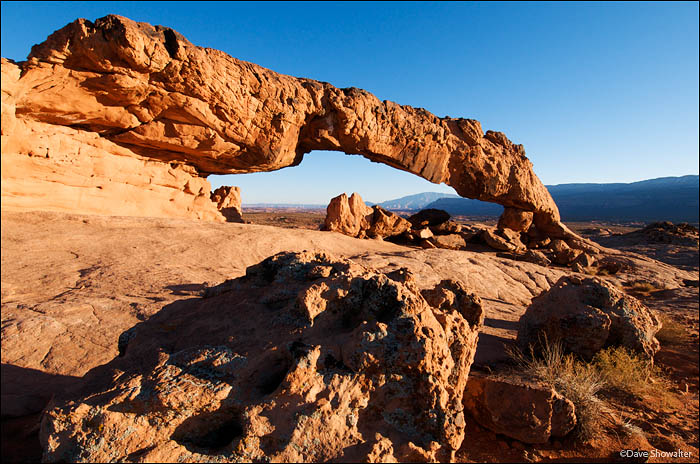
[[2, 1, 698, 204]]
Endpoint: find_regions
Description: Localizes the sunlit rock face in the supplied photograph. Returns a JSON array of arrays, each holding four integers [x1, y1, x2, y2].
[[2, 14, 577, 239], [40, 252, 483, 462]]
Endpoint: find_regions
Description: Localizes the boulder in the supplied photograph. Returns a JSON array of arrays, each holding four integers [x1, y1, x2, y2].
[[324, 194, 411, 240], [408, 209, 451, 228], [459, 226, 483, 243], [481, 228, 525, 252], [505, 249, 552, 267], [323, 192, 373, 237], [366, 206, 412, 239], [549, 240, 582, 265], [497, 207, 534, 232], [554, 248, 582, 266], [463, 373, 576, 444], [432, 234, 467, 250], [430, 220, 462, 235], [40, 252, 483, 462], [517, 276, 662, 360], [416, 228, 434, 239], [211, 186, 244, 223], [571, 252, 596, 269]]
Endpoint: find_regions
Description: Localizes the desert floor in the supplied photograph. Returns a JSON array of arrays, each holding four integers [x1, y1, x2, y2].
[[1, 210, 698, 462]]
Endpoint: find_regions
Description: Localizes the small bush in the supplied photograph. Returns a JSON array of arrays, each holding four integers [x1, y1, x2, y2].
[[626, 281, 663, 295], [655, 315, 689, 345], [592, 346, 680, 409], [591, 346, 653, 398], [508, 336, 606, 440], [618, 418, 644, 438]]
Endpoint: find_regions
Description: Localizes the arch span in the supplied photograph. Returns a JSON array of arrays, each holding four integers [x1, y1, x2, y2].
[[2, 14, 576, 241]]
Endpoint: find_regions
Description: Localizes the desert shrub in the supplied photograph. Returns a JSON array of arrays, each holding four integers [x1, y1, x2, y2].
[[626, 281, 663, 295], [655, 315, 689, 345], [508, 336, 606, 440], [591, 346, 653, 398], [591, 346, 679, 409]]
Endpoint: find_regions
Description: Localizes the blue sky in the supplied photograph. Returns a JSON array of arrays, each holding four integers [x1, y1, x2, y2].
[[2, 1, 698, 204]]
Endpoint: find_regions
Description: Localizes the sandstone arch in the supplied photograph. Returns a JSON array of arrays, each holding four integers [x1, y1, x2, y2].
[[1, 15, 576, 241]]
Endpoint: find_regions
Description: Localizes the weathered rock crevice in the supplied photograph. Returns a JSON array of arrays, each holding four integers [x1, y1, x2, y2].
[[2, 14, 582, 242]]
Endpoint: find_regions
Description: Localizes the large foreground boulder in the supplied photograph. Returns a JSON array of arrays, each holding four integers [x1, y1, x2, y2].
[[40, 252, 483, 462], [516, 276, 662, 360], [463, 373, 576, 444]]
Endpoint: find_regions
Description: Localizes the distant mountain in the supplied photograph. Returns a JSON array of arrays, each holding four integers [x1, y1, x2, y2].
[[424, 175, 699, 223], [373, 192, 460, 210]]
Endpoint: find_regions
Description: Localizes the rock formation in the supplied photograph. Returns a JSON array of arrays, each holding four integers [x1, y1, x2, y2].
[[211, 185, 244, 222], [2, 14, 579, 242], [516, 276, 662, 360], [40, 251, 484, 462], [324, 192, 412, 239], [463, 373, 576, 444]]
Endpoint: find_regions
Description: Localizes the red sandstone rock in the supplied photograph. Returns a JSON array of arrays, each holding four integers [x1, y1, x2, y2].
[[40, 252, 483, 462], [481, 227, 526, 253], [323, 193, 411, 239], [323, 192, 373, 237], [516, 276, 662, 360], [432, 234, 467, 250], [1, 14, 586, 242], [463, 373, 576, 444], [211, 185, 244, 223], [430, 220, 462, 235], [366, 207, 412, 239], [416, 228, 434, 240], [498, 207, 534, 232]]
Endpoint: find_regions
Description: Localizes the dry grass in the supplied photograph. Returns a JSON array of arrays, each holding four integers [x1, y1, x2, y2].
[[593, 346, 681, 409], [626, 280, 664, 296], [591, 346, 653, 398], [655, 314, 690, 346], [508, 336, 606, 441], [586, 266, 611, 276], [508, 336, 682, 441]]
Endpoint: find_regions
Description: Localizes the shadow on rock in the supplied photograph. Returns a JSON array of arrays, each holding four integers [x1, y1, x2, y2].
[[40, 251, 485, 462]]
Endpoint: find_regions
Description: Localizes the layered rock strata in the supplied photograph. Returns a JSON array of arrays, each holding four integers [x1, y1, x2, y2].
[[3, 14, 576, 240], [40, 252, 484, 462]]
